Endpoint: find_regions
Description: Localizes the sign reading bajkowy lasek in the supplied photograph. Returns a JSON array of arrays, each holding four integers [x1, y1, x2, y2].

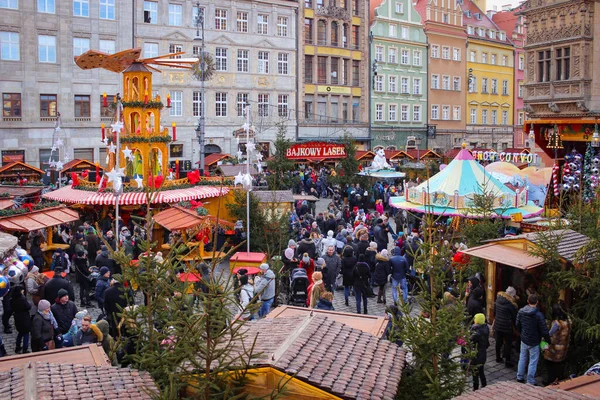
[[286, 142, 347, 159]]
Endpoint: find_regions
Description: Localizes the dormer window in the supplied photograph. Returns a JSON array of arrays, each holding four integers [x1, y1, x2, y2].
[[478, 28, 484, 36], [499, 32, 506, 40], [465, 10, 471, 17], [488, 30, 496, 39], [474, 12, 481, 20], [467, 26, 473, 34]]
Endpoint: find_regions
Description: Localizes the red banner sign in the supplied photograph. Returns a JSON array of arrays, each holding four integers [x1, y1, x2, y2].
[[286, 142, 346, 159]]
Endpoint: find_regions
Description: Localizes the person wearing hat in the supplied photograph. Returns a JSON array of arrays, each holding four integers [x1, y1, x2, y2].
[[470, 313, 490, 391], [374, 250, 391, 304], [103, 274, 131, 337], [516, 294, 550, 385], [493, 286, 519, 367], [322, 245, 341, 292], [31, 299, 56, 352], [254, 264, 276, 318], [96, 245, 116, 275], [95, 267, 111, 313], [51, 288, 78, 337], [44, 266, 75, 306], [74, 249, 92, 308], [104, 230, 116, 251], [299, 253, 315, 285], [296, 231, 316, 260], [467, 278, 485, 318], [321, 230, 337, 257]]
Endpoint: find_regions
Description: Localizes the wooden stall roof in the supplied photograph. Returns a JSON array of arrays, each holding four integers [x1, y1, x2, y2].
[[60, 159, 104, 174], [405, 149, 442, 160], [461, 243, 545, 270], [216, 164, 258, 177], [0, 162, 44, 177], [0, 185, 44, 198], [0, 199, 13, 209], [204, 153, 232, 167], [453, 380, 591, 400], [0, 206, 80, 232], [265, 305, 389, 337], [385, 150, 410, 159], [444, 147, 466, 160], [153, 205, 234, 231], [0, 344, 110, 372], [293, 194, 319, 202], [252, 190, 295, 203], [504, 147, 531, 154], [553, 374, 600, 397], [355, 150, 375, 160]]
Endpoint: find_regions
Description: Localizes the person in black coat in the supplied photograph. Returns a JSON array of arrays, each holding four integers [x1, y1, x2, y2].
[[467, 278, 485, 318], [95, 246, 116, 274], [44, 268, 75, 305], [296, 232, 317, 260], [50, 288, 78, 335], [31, 300, 55, 352], [352, 254, 372, 314], [470, 313, 490, 391], [340, 245, 357, 307], [30, 235, 45, 270], [374, 250, 391, 304], [493, 286, 518, 366], [74, 250, 92, 307], [86, 230, 101, 266], [104, 277, 131, 337], [11, 285, 32, 353]]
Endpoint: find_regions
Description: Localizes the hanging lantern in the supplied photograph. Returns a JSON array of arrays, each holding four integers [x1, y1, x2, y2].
[[172, 122, 177, 141], [103, 92, 107, 107], [528, 123, 535, 140], [592, 122, 600, 148], [547, 124, 564, 149]]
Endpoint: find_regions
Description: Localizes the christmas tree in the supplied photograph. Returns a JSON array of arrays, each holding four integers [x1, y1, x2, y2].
[[583, 142, 595, 201]]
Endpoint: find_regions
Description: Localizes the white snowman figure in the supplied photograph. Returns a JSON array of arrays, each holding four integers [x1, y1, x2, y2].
[[372, 148, 391, 170]]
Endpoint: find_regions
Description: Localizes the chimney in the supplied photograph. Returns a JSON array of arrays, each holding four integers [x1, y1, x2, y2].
[[487, 9, 497, 18]]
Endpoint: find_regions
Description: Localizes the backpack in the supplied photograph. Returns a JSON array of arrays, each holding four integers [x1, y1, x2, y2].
[[52, 254, 67, 270]]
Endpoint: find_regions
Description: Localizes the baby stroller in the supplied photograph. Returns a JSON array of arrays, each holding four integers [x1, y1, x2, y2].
[[288, 268, 310, 307]]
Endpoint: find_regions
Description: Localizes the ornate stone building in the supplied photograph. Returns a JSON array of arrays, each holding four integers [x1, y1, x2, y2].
[[520, 0, 599, 165]]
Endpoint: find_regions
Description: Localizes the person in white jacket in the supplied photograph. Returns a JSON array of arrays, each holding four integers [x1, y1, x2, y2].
[[238, 275, 255, 321], [321, 230, 337, 257]]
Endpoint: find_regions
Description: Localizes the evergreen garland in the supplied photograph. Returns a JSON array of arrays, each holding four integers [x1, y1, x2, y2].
[[120, 135, 172, 144], [583, 142, 594, 201], [121, 101, 164, 110], [0, 182, 45, 186], [0, 201, 61, 217], [72, 179, 233, 193]]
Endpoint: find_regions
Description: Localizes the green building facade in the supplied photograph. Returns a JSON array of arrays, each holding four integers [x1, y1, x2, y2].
[[370, 0, 428, 151]]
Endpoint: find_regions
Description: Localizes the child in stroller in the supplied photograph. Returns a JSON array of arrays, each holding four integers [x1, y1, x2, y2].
[[288, 268, 310, 307]]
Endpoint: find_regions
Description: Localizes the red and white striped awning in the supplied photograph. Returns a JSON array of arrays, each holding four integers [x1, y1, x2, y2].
[[43, 185, 229, 206]]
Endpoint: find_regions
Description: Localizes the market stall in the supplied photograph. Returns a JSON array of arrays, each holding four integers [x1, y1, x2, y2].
[[0, 162, 44, 184]]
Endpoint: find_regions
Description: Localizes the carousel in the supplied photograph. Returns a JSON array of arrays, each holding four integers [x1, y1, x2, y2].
[[390, 144, 543, 218], [41, 48, 232, 224]]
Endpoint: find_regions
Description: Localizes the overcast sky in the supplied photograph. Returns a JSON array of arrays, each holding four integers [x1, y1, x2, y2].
[[486, 0, 521, 11]]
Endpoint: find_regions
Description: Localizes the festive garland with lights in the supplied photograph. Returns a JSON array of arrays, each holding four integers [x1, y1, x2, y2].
[[72, 179, 233, 193], [0, 193, 10, 198], [0, 201, 61, 217], [121, 101, 164, 110], [0, 182, 45, 186], [120, 135, 172, 144]]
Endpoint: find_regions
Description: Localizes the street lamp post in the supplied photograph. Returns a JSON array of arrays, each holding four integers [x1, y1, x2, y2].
[[194, 3, 206, 176], [244, 102, 251, 254]]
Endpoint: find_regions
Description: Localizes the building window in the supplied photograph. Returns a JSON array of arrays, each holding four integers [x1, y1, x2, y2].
[[100, 94, 114, 118], [389, 24, 396, 37], [467, 26, 474, 34], [375, 46, 383, 62], [215, 47, 227, 71], [143, 1, 157, 23], [431, 45, 439, 58], [413, 78, 421, 95], [413, 105, 421, 121], [470, 51, 476, 62], [481, 78, 488, 93], [401, 77, 409, 94], [518, 112, 524, 126], [537, 50, 551, 82], [388, 104, 397, 121], [74, 95, 90, 118], [491, 109, 497, 124], [1, 0, 18, 9], [431, 74, 439, 89], [169, 91, 182, 116], [442, 46, 450, 59], [192, 6, 204, 25], [502, 55, 507, 66], [277, 53, 289, 75], [331, 21, 339, 46], [193, 91, 203, 117], [352, 60, 360, 86], [469, 76, 477, 92], [235, 93, 248, 117], [502, 110, 508, 125], [304, 55, 313, 82], [442, 105, 450, 120], [556, 47, 570, 81], [481, 109, 488, 124], [38, 35, 56, 63], [237, 49, 249, 72], [395, 2, 403, 13], [491, 54, 496, 65], [317, 0, 324, 8], [375, 75, 383, 92], [99, 0, 114, 20], [237, 11, 248, 32], [470, 108, 477, 124], [453, 77, 460, 91], [453, 106, 460, 121], [442, 13, 449, 23], [352, 25, 360, 48], [401, 26, 409, 39], [375, 104, 383, 121], [99, 39, 115, 54], [168, 3, 182, 26], [40, 94, 57, 117], [168, 44, 182, 58], [306, 0, 312, 7], [388, 76, 397, 93], [502, 80, 508, 95], [215, 9, 227, 30], [215, 92, 227, 116], [144, 42, 158, 58], [352, 0, 359, 15], [491, 79, 498, 94], [518, 81, 523, 98], [482, 53, 487, 63], [258, 94, 269, 117], [318, 20, 327, 45], [257, 14, 268, 35], [442, 76, 450, 90], [73, 37, 90, 57], [258, 51, 269, 74], [401, 105, 409, 122], [519, 55, 524, 70], [388, 48, 397, 64], [413, 50, 421, 66], [317, 56, 326, 83], [2, 93, 21, 118], [304, 18, 313, 43], [1, 32, 19, 61], [38, 0, 55, 13], [278, 94, 289, 118], [453, 48, 460, 61], [74, 0, 89, 17], [277, 16, 288, 37], [401, 49, 409, 65], [500, 32, 506, 41], [431, 105, 439, 120]]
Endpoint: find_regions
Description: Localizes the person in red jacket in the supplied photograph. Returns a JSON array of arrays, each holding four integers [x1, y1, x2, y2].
[[299, 253, 315, 285]]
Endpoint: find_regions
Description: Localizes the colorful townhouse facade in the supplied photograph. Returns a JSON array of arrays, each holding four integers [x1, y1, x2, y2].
[[369, 0, 428, 151], [462, 0, 515, 152]]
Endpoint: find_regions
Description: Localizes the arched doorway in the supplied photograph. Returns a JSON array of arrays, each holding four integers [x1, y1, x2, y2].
[[204, 144, 222, 155]]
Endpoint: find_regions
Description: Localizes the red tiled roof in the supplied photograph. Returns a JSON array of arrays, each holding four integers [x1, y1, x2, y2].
[[204, 153, 232, 167], [370, 0, 384, 25], [355, 150, 375, 160], [452, 380, 591, 399], [0, 361, 158, 400], [462, 0, 513, 45]]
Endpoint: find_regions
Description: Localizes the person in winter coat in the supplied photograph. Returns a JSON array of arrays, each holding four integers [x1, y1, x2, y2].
[[296, 232, 317, 260], [389, 247, 409, 304], [374, 219, 391, 251], [254, 263, 276, 318], [403, 234, 421, 275], [103, 276, 131, 337], [25, 266, 46, 310], [307, 272, 325, 308], [44, 268, 75, 305], [374, 250, 391, 304], [352, 254, 371, 314], [74, 316, 102, 346], [11, 285, 32, 353], [73, 250, 92, 307], [467, 278, 485, 318], [30, 235, 45, 270], [238, 274, 255, 321], [356, 231, 370, 256], [365, 241, 378, 286], [95, 246, 116, 274], [31, 300, 56, 352], [340, 245, 357, 307], [95, 319, 114, 360], [543, 302, 571, 385], [335, 229, 348, 254], [95, 267, 111, 313], [516, 294, 550, 385], [315, 291, 335, 311], [493, 286, 518, 367], [470, 313, 490, 391], [299, 253, 315, 285], [322, 245, 341, 292], [86, 229, 101, 267], [51, 288, 78, 336], [321, 230, 337, 257]]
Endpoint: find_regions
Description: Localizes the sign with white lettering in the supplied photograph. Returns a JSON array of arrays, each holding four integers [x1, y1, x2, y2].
[[286, 142, 347, 159], [471, 150, 539, 165]]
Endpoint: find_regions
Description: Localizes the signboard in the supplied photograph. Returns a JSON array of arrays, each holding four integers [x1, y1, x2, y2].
[[286, 142, 346, 159], [471, 150, 539, 165]]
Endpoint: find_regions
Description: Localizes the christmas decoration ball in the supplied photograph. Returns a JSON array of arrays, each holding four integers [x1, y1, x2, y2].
[[592, 183, 598, 189], [565, 154, 573, 162], [15, 260, 28, 277], [7, 265, 23, 285], [593, 168, 600, 176], [568, 176, 576, 183], [574, 153, 583, 161], [593, 156, 600, 165], [569, 162, 577, 170], [573, 183, 580, 191], [0, 276, 9, 298], [574, 169, 581, 176], [563, 183, 571, 191], [563, 175, 570, 182]]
